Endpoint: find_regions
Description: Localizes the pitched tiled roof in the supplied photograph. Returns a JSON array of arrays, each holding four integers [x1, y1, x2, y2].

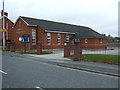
[[20, 16, 106, 39]]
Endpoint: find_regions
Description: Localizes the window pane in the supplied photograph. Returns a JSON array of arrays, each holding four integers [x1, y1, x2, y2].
[[32, 29, 36, 44]]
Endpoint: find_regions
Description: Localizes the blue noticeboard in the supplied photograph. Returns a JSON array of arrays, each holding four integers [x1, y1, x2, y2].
[[22, 34, 30, 43]]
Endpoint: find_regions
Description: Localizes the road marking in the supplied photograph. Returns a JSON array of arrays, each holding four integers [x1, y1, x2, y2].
[[0, 70, 7, 74]]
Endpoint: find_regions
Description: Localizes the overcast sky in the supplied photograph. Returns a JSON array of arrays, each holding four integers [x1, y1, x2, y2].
[[0, 0, 119, 37]]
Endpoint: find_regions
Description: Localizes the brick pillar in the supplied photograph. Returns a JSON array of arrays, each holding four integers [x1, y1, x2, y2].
[[64, 42, 70, 57], [21, 43, 26, 54], [74, 42, 82, 61], [10, 41, 16, 52], [5, 42, 10, 51], [37, 41, 42, 54]]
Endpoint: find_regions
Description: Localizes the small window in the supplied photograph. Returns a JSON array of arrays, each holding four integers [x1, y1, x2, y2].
[[85, 38, 88, 43], [66, 34, 69, 42], [6, 23, 8, 29], [57, 33, 61, 45], [32, 29, 36, 45], [47, 33, 51, 45], [100, 38, 103, 43]]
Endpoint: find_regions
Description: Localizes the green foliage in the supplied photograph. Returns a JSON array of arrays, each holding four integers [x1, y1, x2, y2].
[[114, 37, 120, 39]]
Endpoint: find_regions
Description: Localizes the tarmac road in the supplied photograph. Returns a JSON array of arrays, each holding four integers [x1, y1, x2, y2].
[[2, 52, 118, 88]]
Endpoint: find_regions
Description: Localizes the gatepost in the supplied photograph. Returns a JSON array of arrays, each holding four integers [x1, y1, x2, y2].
[[73, 39, 82, 61], [10, 40, 15, 52], [64, 42, 70, 57], [37, 41, 42, 54]]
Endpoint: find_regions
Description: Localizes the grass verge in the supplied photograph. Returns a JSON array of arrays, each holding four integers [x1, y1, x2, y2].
[[82, 54, 120, 65]]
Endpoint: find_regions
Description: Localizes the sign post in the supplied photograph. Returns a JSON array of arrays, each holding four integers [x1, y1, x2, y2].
[[2, 0, 5, 49]]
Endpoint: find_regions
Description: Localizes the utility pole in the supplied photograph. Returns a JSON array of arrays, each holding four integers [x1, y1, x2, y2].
[[2, 0, 5, 49]]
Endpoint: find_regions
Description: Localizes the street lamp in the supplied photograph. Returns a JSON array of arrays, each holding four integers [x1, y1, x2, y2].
[[64, 42, 67, 46], [19, 37, 23, 42], [2, 0, 5, 49]]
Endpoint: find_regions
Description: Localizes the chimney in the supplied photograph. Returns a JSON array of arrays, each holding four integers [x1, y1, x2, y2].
[[1, 10, 8, 17]]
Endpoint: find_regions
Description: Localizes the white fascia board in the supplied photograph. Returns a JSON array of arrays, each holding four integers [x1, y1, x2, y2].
[[0, 16, 13, 23], [20, 17, 29, 26], [13, 16, 30, 28], [45, 30, 76, 34]]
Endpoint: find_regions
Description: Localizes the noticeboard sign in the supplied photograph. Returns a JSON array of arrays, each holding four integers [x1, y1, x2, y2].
[[22, 34, 30, 43]]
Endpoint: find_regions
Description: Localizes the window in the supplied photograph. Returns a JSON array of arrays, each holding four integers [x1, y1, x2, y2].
[[47, 33, 51, 45], [57, 33, 61, 45], [66, 34, 69, 42], [32, 29, 36, 45], [5, 23, 8, 40], [85, 38, 88, 43], [6, 23, 8, 29], [99, 38, 103, 43]]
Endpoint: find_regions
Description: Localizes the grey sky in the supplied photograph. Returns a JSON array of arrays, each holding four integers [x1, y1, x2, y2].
[[0, 0, 119, 37]]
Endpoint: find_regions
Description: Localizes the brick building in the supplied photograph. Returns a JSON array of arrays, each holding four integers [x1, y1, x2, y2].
[[0, 11, 14, 46], [13, 16, 107, 50]]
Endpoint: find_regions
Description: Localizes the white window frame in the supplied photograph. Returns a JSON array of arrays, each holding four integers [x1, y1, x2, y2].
[[5, 23, 8, 40], [32, 29, 36, 45], [85, 38, 88, 43], [57, 33, 61, 45], [100, 38, 103, 43], [47, 33, 51, 45], [66, 34, 69, 42]]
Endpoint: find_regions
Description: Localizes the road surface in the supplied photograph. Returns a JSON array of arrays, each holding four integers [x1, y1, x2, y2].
[[2, 52, 118, 88]]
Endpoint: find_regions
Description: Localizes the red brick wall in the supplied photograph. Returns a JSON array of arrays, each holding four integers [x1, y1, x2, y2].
[[14, 18, 45, 49], [5, 18, 14, 40], [42, 32, 73, 49], [0, 17, 14, 46], [81, 38, 107, 49], [14, 18, 31, 49], [0, 19, 2, 46], [13, 17, 107, 50]]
